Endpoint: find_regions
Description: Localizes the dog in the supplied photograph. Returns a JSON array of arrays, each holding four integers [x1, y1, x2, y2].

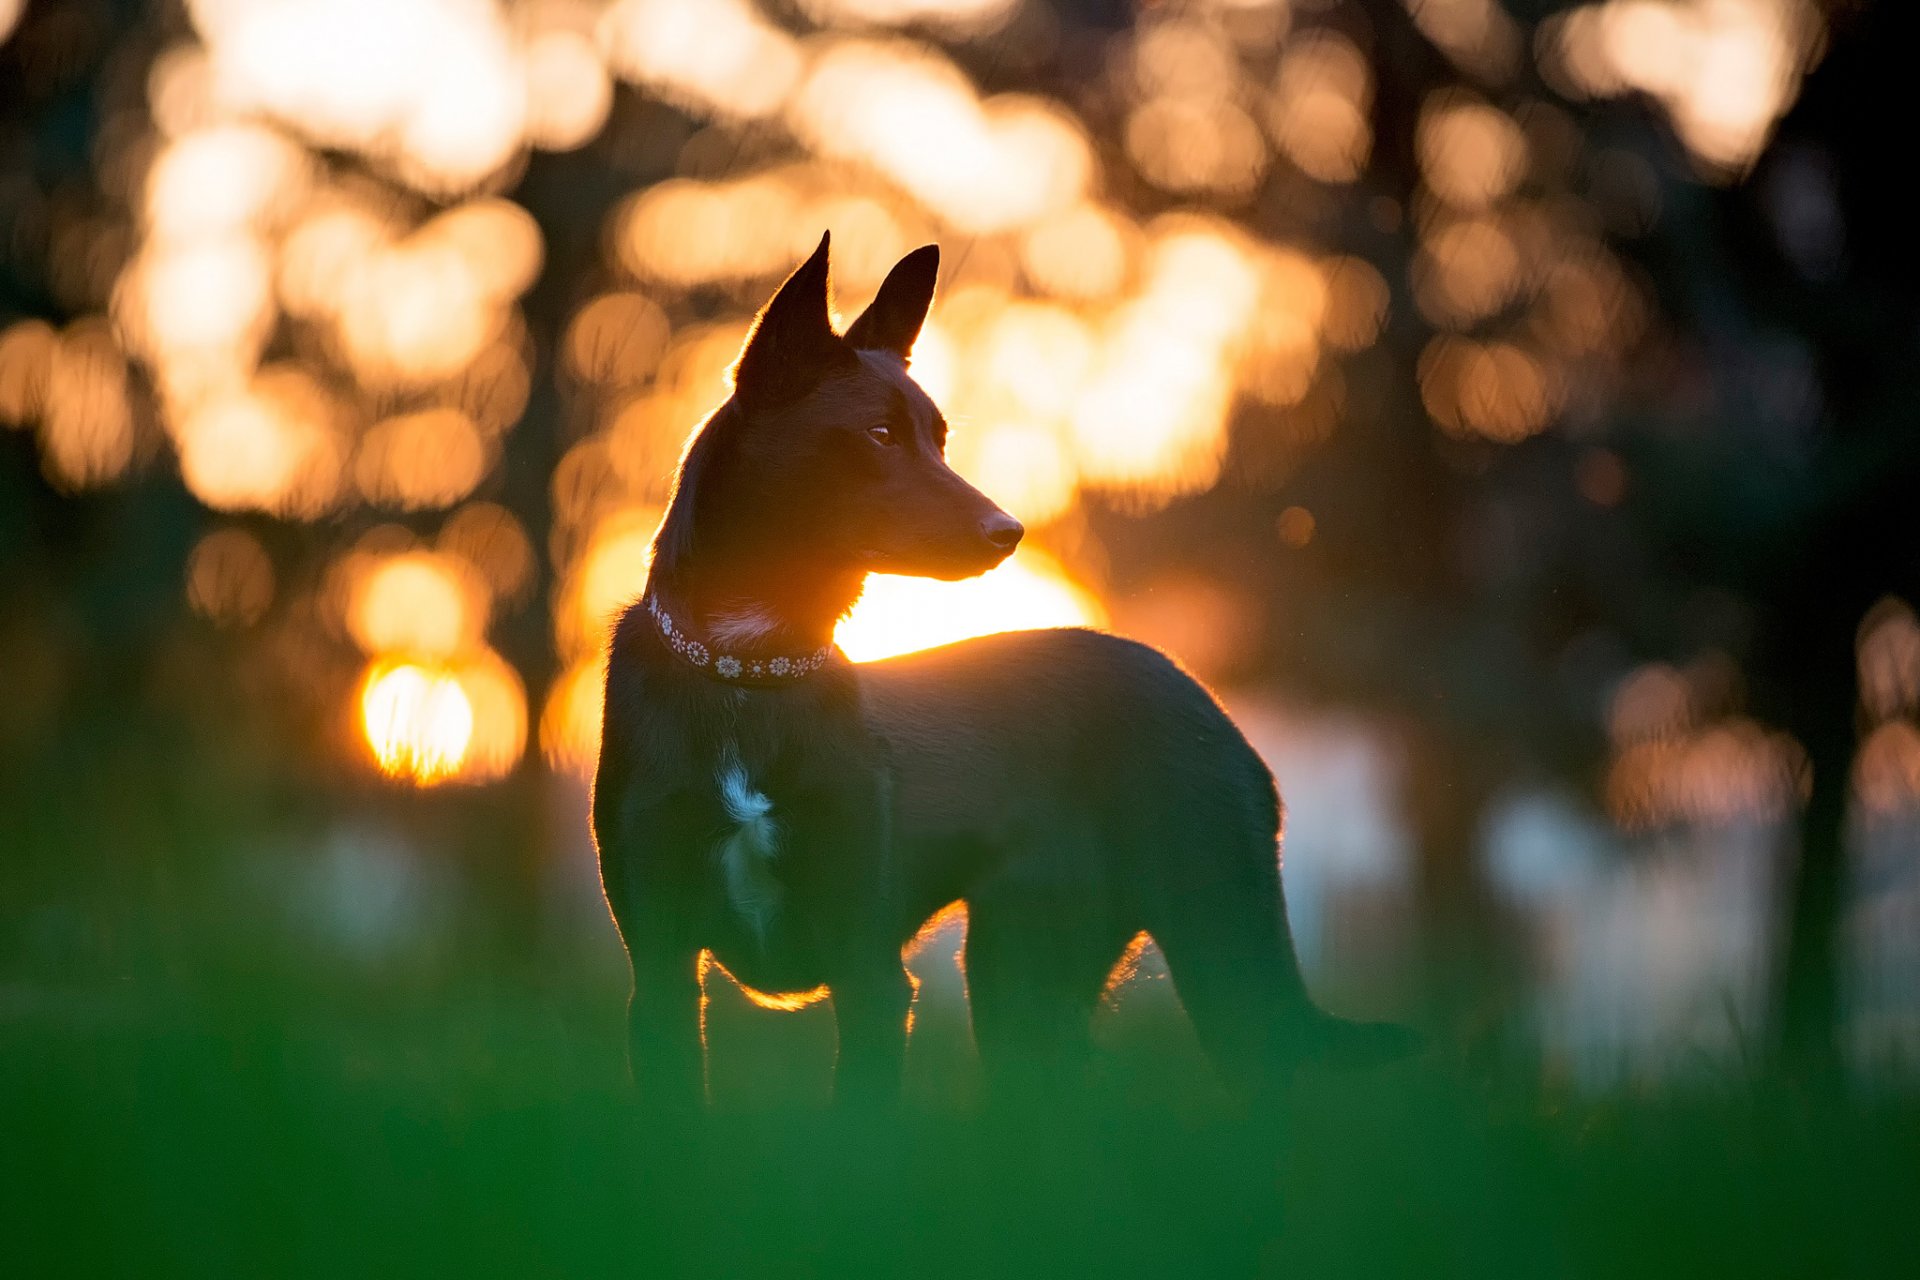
[[593, 233, 1409, 1105]]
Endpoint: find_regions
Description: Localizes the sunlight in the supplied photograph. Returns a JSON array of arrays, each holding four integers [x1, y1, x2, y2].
[[360, 650, 525, 786], [1100, 931, 1159, 1005], [836, 549, 1106, 662], [361, 660, 475, 785], [449, 648, 530, 782]]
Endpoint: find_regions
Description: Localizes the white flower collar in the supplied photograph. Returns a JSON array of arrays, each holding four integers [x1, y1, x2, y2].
[[643, 594, 835, 685]]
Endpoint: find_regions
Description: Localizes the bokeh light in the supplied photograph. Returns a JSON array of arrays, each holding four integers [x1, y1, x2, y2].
[[172, 368, 349, 517], [361, 659, 475, 786], [1858, 599, 1920, 724], [188, 0, 534, 194], [0, 0, 1834, 833], [186, 527, 276, 627], [789, 39, 1091, 233], [1268, 29, 1374, 184], [795, 0, 1018, 35], [355, 408, 490, 511], [346, 549, 487, 661], [598, 0, 802, 121], [1540, 0, 1823, 175], [1603, 660, 1810, 832]]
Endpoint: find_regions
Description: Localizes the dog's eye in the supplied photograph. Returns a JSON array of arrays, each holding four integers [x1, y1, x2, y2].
[[866, 425, 896, 446]]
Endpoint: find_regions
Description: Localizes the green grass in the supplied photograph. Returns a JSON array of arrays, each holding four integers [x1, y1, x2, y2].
[[4, 933, 1916, 1279], [1, 727, 1915, 1278]]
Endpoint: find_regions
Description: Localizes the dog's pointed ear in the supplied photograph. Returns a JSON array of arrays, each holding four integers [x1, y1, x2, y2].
[[735, 231, 856, 409], [843, 244, 939, 361]]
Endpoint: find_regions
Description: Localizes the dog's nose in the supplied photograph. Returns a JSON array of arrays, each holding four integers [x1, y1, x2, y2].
[[981, 512, 1025, 551]]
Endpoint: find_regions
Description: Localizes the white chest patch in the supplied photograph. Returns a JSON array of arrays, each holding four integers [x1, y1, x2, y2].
[[715, 752, 781, 942]]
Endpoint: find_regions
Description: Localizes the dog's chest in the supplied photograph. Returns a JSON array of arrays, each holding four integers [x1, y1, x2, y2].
[[710, 747, 783, 942], [691, 727, 888, 970], [698, 746, 844, 993], [619, 670, 887, 953]]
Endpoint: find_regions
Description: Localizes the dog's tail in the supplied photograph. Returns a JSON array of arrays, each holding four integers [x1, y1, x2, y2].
[[1149, 857, 1421, 1099]]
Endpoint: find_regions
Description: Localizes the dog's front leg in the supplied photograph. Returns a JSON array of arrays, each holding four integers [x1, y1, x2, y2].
[[829, 962, 914, 1106], [626, 944, 705, 1107]]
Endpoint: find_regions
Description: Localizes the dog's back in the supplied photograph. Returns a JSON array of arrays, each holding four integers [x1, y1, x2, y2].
[[854, 626, 1341, 1094], [861, 627, 1278, 901]]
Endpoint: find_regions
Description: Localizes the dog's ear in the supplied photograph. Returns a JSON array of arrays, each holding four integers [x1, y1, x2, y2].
[[843, 244, 939, 361], [735, 232, 857, 409]]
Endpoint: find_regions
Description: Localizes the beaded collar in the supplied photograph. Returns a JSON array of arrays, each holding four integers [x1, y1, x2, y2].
[[643, 593, 835, 685]]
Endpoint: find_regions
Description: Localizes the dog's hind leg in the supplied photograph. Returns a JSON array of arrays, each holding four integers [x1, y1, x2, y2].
[[963, 877, 1134, 1103], [1148, 873, 1319, 1103]]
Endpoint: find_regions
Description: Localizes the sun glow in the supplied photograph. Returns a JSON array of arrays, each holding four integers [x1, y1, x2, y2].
[[344, 538, 528, 785], [835, 550, 1107, 663], [361, 660, 475, 785], [359, 651, 527, 787]]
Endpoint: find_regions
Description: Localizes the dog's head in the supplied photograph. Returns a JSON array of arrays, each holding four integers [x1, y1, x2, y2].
[[703, 232, 1022, 582]]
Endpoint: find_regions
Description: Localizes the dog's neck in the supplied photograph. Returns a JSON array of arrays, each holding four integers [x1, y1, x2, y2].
[[644, 400, 867, 674], [645, 519, 865, 685], [641, 558, 856, 685], [646, 550, 863, 656], [640, 591, 836, 684]]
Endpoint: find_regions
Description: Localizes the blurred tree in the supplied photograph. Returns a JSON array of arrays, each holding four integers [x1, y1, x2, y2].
[[1690, 0, 1920, 1076]]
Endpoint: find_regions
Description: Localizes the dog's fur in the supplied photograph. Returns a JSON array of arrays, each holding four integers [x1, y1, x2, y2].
[[593, 234, 1404, 1104]]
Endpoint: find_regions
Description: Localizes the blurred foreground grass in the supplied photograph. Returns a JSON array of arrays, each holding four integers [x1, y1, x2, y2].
[[2, 724, 1917, 1278], [5, 938, 1918, 1277]]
